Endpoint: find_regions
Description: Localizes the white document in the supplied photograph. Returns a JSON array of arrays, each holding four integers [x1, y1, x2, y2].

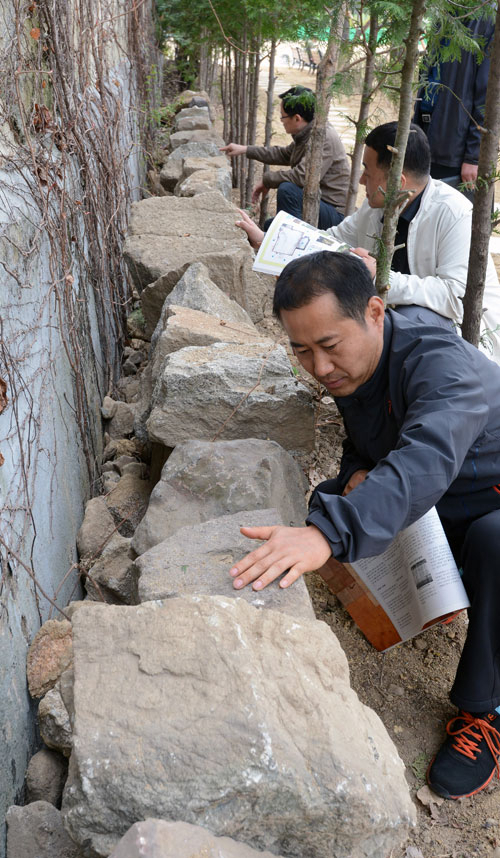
[[252, 210, 350, 276], [349, 507, 470, 643]]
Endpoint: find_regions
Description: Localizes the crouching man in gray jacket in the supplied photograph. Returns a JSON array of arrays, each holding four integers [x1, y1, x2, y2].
[[229, 251, 500, 801]]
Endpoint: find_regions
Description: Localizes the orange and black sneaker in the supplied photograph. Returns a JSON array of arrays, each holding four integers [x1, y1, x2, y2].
[[427, 710, 500, 799]]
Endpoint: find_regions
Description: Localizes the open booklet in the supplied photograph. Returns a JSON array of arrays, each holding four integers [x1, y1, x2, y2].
[[252, 209, 350, 276], [317, 506, 470, 652]]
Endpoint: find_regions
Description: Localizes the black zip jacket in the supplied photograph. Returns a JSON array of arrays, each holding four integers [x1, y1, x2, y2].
[[307, 311, 500, 562], [413, 16, 494, 169]]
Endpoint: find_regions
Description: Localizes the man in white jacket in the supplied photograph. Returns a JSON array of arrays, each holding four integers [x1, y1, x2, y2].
[[237, 121, 500, 361]]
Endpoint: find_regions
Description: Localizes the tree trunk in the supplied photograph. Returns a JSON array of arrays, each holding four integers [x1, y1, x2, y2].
[[259, 38, 276, 228], [221, 51, 229, 142], [199, 30, 209, 91], [238, 28, 249, 206], [345, 13, 379, 216], [375, 0, 427, 301], [245, 40, 261, 206], [302, 2, 348, 227], [462, 2, 500, 349]]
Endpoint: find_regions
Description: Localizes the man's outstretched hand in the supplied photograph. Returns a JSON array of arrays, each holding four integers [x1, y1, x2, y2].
[[220, 143, 247, 158], [229, 524, 332, 591], [235, 209, 265, 249]]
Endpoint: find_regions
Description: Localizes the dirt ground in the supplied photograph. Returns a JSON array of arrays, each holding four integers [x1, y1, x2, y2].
[[248, 65, 500, 858]]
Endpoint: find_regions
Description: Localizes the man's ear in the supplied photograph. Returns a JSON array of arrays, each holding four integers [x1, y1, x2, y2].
[[400, 171, 408, 190], [366, 296, 385, 328]]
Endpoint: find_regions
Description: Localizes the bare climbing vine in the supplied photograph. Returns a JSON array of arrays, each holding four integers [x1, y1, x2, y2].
[[0, 0, 160, 618]]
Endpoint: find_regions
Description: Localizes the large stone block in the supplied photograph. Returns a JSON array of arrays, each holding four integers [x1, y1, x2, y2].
[[123, 194, 269, 333], [131, 439, 308, 557], [159, 262, 254, 327], [174, 107, 211, 132], [160, 143, 223, 191], [62, 599, 415, 858], [135, 509, 314, 620], [151, 305, 267, 382], [169, 129, 224, 150], [109, 819, 286, 858], [6, 802, 82, 858], [175, 168, 231, 200], [182, 155, 229, 176], [146, 342, 315, 452]]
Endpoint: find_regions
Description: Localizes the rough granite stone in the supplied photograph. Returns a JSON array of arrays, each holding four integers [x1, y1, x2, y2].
[[106, 401, 136, 439], [182, 155, 229, 176], [62, 599, 415, 858], [27, 620, 73, 699], [26, 748, 68, 807], [104, 472, 152, 537], [146, 342, 315, 451], [175, 168, 231, 200], [123, 193, 270, 332], [160, 142, 223, 191], [135, 509, 314, 620], [169, 129, 225, 150], [76, 497, 117, 560], [85, 538, 138, 605], [151, 305, 266, 382], [101, 396, 117, 420], [131, 439, 308, 557], [159, 262, 254, 327], [175, 108, 212, 132], [6, 801, 82, 858], [38, 687, 72, 757], [109, 819, 286, 858]]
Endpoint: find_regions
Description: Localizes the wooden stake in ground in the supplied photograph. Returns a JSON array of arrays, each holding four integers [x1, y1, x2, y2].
[[461, 2, 500, 350], [374, 0, 427, 302], [302, 1, 347, 227]]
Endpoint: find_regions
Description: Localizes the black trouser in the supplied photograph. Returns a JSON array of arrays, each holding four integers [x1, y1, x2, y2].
[[263, 181, 344, 232], [311, 478, 500, 713]]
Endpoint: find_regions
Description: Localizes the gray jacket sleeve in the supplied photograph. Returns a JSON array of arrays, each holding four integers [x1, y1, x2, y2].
[[307, 343, 490, 562], [246, 143, 294, 166]]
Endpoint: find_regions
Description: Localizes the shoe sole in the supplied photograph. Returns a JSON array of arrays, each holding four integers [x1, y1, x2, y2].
[[426, 755, 497, 800]]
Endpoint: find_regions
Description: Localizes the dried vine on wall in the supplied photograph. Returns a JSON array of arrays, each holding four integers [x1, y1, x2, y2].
[[0, 0, 158, 616]]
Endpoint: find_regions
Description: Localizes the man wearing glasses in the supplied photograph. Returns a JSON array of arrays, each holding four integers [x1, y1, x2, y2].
[[221, 85, 350, 229]]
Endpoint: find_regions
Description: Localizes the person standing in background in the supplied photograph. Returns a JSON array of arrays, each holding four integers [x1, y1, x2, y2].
[[413, 14, 495, 197]]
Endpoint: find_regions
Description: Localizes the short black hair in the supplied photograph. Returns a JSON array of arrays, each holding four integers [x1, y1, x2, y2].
[[273, 251, 377, 323], [364, 121, 431, 179], [279, 85, 315, 123]]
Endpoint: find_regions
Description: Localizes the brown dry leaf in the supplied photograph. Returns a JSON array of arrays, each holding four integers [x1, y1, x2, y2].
[[0, 377, 8, 413], [42, 79, 46, 88], [30, 26, 40, 40], [0, 452, 4, 467], [416, 784, 444, 809]]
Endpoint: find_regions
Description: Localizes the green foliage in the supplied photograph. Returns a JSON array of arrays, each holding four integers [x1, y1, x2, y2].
[[281, 86, 316, 115], [410, 751, 430, 783]]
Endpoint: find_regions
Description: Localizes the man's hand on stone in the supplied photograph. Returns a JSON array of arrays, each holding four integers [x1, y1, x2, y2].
[[350, 247, 377, 279], [229, 524, 332, 591], [235, 209, 265, 249], [251, 182, 268, 205], [342, 469, 369, 496], [461, 162, 478, 188], [220, 143, 247, 157]]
